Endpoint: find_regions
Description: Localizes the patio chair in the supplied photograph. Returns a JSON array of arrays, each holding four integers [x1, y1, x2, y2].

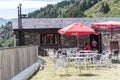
[[112, 49, 119, 60], [93, 50, 113, 69], [53, 54, 69, 75], [75, 53, 93, 70]]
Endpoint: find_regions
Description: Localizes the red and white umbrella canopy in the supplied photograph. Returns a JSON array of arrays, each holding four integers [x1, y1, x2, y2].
[[58, 22, 95, 36], [58, 22, 97, 48], [92, 21, 120, 53], [92, 21, 120, 30]]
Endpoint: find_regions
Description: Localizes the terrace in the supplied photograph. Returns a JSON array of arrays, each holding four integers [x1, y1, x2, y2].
[[30, 49, 120, 80]]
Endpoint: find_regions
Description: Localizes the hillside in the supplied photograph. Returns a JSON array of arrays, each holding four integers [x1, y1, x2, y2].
[[0, 21, 13, 47], [27, 0, 120, 18], [84, 0, 120, 17], [0, 18, 8, 26], [28, 0, 100, 18]]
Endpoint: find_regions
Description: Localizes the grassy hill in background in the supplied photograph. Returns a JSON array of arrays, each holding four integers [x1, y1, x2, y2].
[[28, 0, 120, 18], [84, 0, 120, 17], [28, 0, 100, 18]]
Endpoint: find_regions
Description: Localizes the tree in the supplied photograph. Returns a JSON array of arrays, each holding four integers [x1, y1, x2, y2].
[[0, 21, 14, 47], [104, 2, 110, 13], [99, 2, 110, 14], [27, 0, 101, 18]]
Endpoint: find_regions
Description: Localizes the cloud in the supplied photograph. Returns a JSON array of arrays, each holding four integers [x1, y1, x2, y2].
[[0, 1, 58, 10], [0, 0, 62, 19]]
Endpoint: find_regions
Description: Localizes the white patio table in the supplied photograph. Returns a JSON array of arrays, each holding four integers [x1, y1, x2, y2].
[[78, 50, 98, 57], [66, 55, 96, 69]]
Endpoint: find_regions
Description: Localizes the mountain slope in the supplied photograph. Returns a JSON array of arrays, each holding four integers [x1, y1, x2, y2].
[[0, 22, 13, 47], [27, 0, 120, 18], [28, 0, 99, 18], [0, 18, 8, 26], [84, 0, 120, 17]]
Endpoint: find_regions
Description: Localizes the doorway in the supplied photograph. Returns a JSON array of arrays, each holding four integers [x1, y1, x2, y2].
[[90, 34, 102, 53]]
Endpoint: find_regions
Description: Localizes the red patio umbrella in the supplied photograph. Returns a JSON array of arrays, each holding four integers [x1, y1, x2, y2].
[[58, 22, 96, 48], [92, 21, 120, 53]]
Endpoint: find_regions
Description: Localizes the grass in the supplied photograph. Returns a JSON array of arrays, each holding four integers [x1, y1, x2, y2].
[[29, 56, 120, 80]]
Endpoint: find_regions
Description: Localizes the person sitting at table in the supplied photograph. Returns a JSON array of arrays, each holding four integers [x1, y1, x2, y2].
[[84, 43, 92, 50]]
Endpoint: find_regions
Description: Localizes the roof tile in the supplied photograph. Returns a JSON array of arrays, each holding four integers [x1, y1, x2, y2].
[[11, 18, 120, 29]]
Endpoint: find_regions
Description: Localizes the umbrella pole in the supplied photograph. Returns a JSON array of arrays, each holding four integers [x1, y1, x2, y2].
[[110, 29, 113, 54], [77, 35, 79, 49]]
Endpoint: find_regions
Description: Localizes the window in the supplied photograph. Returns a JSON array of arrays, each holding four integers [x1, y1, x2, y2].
[[40, 33, 60, 45], [110, 41, 119, 49]]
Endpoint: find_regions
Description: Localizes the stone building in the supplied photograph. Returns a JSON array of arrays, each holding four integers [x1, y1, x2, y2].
[[11, 18, 120, 52]]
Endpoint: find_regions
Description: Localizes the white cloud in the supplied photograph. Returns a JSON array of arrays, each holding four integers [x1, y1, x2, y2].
[[0, 1, 57, 10], [0, 0, 60, 19]]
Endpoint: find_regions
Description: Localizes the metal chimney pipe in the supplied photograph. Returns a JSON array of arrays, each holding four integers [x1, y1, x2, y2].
[[17, 4, 24, 46]]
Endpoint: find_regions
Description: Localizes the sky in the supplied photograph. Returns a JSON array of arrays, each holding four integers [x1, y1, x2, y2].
[[0, 0, 63, 19]]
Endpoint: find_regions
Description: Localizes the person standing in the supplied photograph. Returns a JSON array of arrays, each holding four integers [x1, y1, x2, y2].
[[91, 38, 97, 50]]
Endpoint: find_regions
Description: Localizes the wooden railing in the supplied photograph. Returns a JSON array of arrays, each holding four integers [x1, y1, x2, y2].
[[0, 45, 38, 80]]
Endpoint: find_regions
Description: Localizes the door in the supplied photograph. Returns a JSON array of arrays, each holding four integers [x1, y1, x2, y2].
[[90, 33, 102, 53]]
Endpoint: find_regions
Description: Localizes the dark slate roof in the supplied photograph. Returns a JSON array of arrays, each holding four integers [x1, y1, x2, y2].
[[11, 17, 120, 30]]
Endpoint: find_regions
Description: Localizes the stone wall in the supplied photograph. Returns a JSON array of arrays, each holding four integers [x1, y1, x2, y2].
[[24, 32, 40, 46], [61, 35, 90, 49], [61, 33, 120, 51], [14, 30, 120, 52], [24, 31, 91, 49], [101, 33, 120, 51]]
